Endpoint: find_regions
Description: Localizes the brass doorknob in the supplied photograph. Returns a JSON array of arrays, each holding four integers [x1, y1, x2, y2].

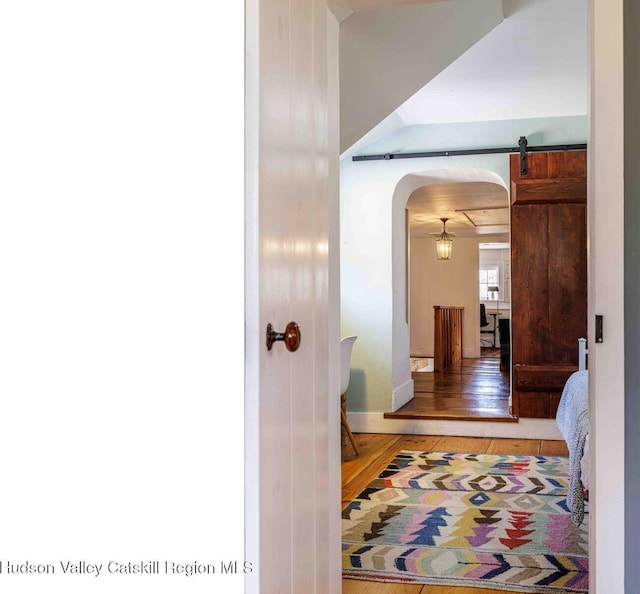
[[266, 322, 301, 352]]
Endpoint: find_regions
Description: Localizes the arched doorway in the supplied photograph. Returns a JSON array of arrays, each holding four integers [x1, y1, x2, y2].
[[390, 168, 510, 418]]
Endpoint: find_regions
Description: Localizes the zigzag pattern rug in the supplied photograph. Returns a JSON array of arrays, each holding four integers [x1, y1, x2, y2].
[[342, 451, 588, 592]]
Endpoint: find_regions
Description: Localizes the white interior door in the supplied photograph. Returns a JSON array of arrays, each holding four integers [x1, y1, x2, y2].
[[245, 1, 341, 592]]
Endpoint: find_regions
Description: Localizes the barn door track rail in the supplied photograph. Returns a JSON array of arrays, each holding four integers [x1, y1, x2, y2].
[[352, 136, 587, 175]]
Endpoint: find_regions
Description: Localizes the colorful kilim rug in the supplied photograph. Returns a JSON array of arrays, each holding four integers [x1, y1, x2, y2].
[[342, 451, 589, 592]]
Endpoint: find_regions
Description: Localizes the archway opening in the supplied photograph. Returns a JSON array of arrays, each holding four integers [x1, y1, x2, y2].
[[389, 168, 512, 420]]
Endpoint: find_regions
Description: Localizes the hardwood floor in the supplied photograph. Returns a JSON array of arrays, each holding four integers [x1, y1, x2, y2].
[[385, 353, 513, 421], [341, 433, 569, 594]]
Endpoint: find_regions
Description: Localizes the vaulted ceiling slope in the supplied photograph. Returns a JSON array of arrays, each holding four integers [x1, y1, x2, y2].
[[339, 0, 504, 152], [396, 0, 588, 126], [339, 0, 588, 156]]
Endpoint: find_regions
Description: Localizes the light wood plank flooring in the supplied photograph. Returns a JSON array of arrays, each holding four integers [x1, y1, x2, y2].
[[341, 433, 569, 594], [385, 355, 513, 421]]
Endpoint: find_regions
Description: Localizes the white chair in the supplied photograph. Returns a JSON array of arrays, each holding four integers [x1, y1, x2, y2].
[[340, 336, 359, 456]]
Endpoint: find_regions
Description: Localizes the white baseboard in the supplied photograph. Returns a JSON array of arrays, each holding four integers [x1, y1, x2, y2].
[[346, 412, 563, 440], [391, 380, 414, 412]]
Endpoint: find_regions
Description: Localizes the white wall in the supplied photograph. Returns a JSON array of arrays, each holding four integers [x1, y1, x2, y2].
[[341, 116, 587, 414], [623, 0, 640, 586], [410, 236, 480, 359], [342, 164, 510, 413]]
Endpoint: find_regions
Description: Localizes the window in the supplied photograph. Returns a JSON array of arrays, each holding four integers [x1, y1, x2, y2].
[[479, 266, 500, 300]]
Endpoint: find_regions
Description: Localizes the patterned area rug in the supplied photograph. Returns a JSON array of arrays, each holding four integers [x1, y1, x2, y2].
[[342, 451, 589, 592]]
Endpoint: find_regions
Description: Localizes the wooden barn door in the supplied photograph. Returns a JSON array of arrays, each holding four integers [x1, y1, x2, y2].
[[510, 150, 587, 418]]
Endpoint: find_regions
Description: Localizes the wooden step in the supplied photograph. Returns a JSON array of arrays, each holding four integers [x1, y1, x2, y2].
[[390, 356, 512, 421]]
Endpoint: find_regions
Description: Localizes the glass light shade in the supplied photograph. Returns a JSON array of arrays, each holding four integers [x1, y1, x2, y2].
[[487, 285, 500, 299], [436, 236, 453, 260], [435, 217, 453, 260]]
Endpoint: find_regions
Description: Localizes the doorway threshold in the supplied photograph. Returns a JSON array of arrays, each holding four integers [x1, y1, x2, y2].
[[395, 356, 515, 422], [383, 408, 518, 423]]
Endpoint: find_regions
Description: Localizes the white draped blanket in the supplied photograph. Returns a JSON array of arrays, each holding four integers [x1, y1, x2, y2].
[[555, 370, 589, 526]]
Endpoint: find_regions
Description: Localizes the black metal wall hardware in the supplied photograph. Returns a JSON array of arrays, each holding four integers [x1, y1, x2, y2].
[[595, 315, 604, 343], [351, 136, 587, 164], [519, 136, 528, 174], [266, 322, 302, 352]]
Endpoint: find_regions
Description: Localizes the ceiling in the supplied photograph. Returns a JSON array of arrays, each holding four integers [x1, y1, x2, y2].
[[386, 0, 587, 238], [395, 0, 588, 126], [407, 181, 509, 237], [339, 0, 503, 152]]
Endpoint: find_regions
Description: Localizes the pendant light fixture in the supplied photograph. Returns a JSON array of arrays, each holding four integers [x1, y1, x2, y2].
[[436, 217, 453, 260]]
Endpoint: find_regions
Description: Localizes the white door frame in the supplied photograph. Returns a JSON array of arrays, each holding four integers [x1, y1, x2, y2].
[[247, 0, 628, 591], [589, 0, 625, 590]]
